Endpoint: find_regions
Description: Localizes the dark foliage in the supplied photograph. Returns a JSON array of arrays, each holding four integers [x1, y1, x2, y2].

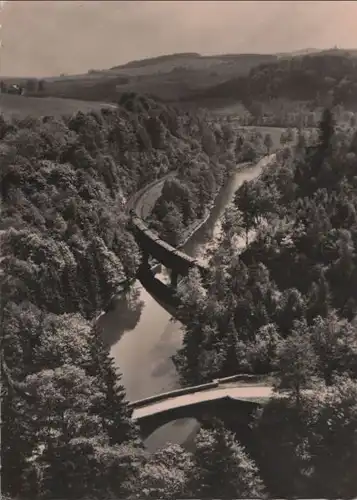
[[148, 121, 270, 245], [0, 95, 263, 499], [200, 53, 357, 110], [173, 109, 357, 497]]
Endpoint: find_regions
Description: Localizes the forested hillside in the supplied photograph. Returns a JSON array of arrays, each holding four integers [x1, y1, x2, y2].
[[173, 110, 357, 497], [147, 123, 276, 245], [200, 53, 357, 110], [1, 94, 266, 499]]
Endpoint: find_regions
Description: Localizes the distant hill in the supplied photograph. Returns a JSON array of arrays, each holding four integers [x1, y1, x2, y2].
[[277, 48, 357, 59], [1, 52, 278, 105], [110, 52, 202, 69], [194, 52, 357, 110], [2, 49, 357, 112], [276, 48, 321, 58], [108, 52, 277, 76]]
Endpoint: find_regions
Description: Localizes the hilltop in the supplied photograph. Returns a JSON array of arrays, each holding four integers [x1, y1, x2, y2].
[[1, 52, 278, 105], [2, 49, 357, 118], [193, 51, 357, 111]]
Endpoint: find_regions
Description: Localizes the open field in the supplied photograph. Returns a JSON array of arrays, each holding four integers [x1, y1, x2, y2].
[[0, 93, 117, 119], [2, 53, 278, 104], [4, 49, 357, 111]]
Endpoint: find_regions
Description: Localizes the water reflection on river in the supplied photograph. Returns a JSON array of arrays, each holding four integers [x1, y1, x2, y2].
[[97, 160, 265, 451]]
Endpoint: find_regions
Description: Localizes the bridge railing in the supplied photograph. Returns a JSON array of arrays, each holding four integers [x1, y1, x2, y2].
[[126, 173, 174, 215], [214, 373, 268, 384], [128, 381, 220, 409], [129, 156, 280, 276], [128, 373, 271, 410]]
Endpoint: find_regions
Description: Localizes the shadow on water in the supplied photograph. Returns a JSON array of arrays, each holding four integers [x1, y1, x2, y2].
[[145, 418, 201, 453], [99, 161, 266, 451], [97, 284, 145, 346]]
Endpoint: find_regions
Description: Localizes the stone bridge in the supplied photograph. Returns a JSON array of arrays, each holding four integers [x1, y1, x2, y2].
[[128, 375, 273, 440], [127, 173, 209, 287], [128, 154, 277, 288], [130, 212, 208, 287]]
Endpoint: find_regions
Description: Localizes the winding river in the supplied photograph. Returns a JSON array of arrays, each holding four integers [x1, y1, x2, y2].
[[97, 156, 271, 452]]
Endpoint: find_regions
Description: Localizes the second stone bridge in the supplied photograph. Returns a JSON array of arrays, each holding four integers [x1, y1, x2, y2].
[[128, 375, 273, 440]]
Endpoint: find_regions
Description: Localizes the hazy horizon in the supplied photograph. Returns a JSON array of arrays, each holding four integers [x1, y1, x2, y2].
[[1, 0, 357, 78]]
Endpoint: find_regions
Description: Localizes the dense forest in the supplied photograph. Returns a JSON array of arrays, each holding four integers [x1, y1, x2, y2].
[[148, 124, 276, 246], [173, 109, 357, 497], [1, 94, 268, 499], [200, 53, 357, 110], [3, 87, 357, 498]]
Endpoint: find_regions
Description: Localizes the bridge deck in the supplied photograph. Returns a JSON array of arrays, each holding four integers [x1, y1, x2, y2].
[[131, 213, 208, 269], [131, 385, 273, 420]]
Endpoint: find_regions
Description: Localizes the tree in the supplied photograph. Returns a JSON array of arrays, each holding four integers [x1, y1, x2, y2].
[[23, 364, 104, 442], [134, 444, 193, 499], [32, 313, 92, 370], [38, 79, 45, 92], [306, 377, 357, 498], [160, 202, 184, 246], [234, 181, 259, 245], [35, 437, 144, 499], [252, 395, 314, 497], [244, 323, 282, 373], [319, 107, 335, 151], [277, 288, 307, 337], [4, 364, 105, 497], [264, 133, 273, 154], [275, 320, 318, 405], [189, 421, 266, 498], [1, 386, 36, 498], [240, 140, 257, 162], [296, 130, 306, 153], [25, 79, 37, 93], [85, 325, 140, 446], [286, 127, 295, 143], [160, 177, 195, 224], [221, 204, 245, 243], [280, 130, 288, 146], [309, 313, 357, 384]]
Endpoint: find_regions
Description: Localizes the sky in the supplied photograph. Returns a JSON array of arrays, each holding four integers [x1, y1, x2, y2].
[[0, 0, 357, 77]]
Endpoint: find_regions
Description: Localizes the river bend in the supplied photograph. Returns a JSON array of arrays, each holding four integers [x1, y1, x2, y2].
[[98, 156, 270, 451]]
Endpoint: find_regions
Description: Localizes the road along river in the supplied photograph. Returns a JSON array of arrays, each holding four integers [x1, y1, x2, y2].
[[98, 155, 273, 451]]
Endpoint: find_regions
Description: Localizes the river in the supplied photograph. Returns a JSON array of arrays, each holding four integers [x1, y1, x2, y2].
[[97, 157, 270, 452]]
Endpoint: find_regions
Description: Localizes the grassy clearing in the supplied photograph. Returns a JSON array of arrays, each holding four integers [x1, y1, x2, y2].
[[0, 93, 116, 119]]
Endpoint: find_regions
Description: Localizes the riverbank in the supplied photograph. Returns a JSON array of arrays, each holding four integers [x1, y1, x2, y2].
[[101, 154, 273, 313], [176, 162, 253, 248], [99, 157, 270, 452]]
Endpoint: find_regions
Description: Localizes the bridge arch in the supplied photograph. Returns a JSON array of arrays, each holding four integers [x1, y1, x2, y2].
[[144, 417, 200, 451], [131, 394, 262, 441]]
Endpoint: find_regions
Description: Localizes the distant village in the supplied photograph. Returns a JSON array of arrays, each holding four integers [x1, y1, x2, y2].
[[0, 79, 45, 95]]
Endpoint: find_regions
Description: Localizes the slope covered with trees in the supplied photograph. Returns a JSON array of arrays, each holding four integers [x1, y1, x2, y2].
[[147, 122, 274, 246], [200, 53, 357, 112], [1, 93, 266, 499], [173, 110, 357, 497]]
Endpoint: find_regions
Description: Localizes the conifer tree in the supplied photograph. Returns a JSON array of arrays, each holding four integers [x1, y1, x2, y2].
[[189, 420, 266, 498], [86, 324, 141, 446]]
